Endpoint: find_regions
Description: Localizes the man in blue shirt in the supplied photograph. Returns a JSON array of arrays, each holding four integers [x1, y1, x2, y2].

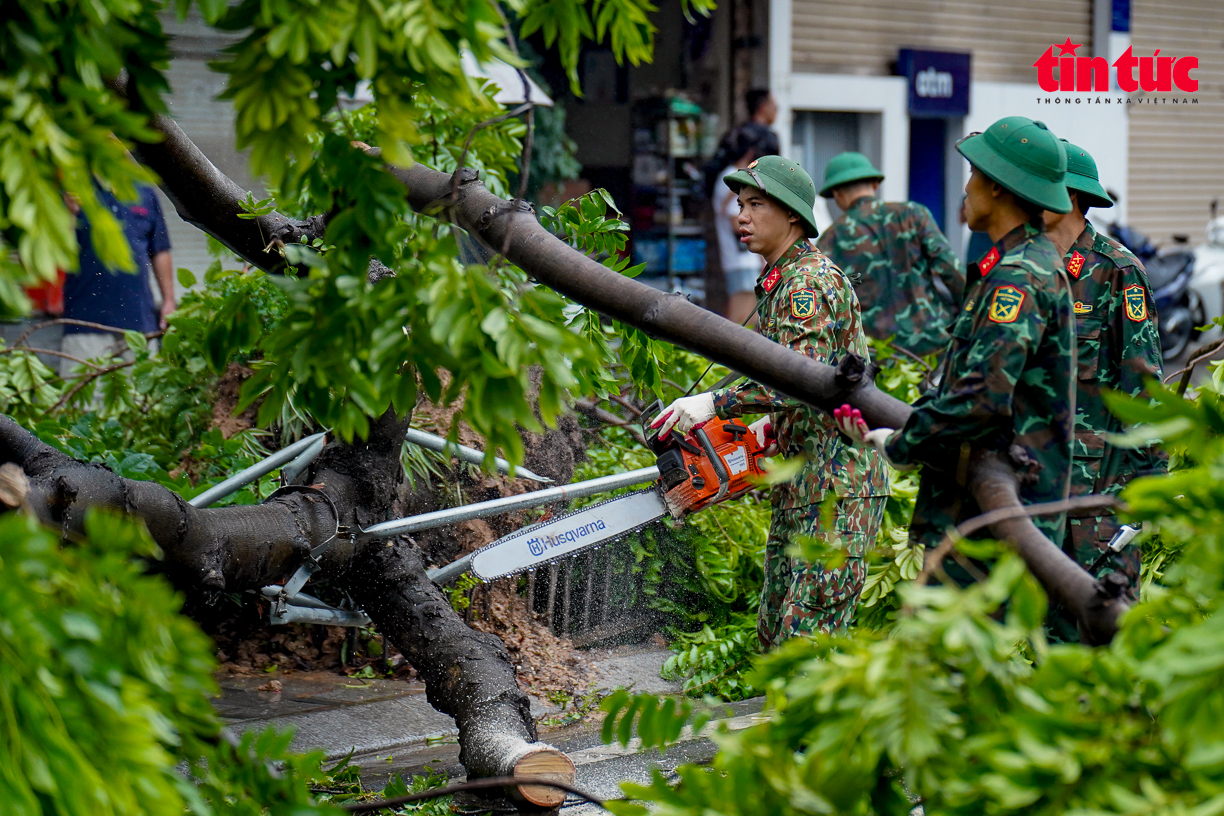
[[61, 183, 177, 375]]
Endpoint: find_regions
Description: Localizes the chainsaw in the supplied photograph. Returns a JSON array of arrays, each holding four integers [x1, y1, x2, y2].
[[459, 402, 769, 582]]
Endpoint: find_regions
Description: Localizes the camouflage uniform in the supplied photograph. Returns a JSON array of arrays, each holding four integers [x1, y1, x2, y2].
[[1063, 222, 1165, 585], [711, 239, 890, 647], [885, 222, 1077, 549], [816, 197, 966, 357]]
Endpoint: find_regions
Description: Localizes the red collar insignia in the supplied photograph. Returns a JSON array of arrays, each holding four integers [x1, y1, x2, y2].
[[1067, 251, 1085, 279], [762, 267, 782, 292], [978, 247, 1000, 276]]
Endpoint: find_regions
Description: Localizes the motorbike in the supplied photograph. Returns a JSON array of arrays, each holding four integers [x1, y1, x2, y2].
[[1188, 199, 1224, 347], [1146, 248, 1204, 361], [1108, 220, 1204, 362]]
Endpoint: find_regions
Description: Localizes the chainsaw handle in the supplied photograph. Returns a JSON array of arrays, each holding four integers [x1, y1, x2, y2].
[[693, 426, 730, 503]]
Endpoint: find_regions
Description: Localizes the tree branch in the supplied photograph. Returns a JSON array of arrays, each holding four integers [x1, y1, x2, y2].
[[106, 74, 322, 272], [0, 410, 570, 790], [118, 104, 1129, 643]]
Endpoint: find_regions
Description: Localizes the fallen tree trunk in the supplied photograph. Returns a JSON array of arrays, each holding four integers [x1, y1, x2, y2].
[[0, 413, 571, 801], [119, 83, 1128, 640], [379, 161, 1132, 645]]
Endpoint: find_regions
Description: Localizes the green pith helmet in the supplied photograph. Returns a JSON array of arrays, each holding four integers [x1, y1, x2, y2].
[[819, 152, 885, 198], [725, 155, 820, 238], [956, 116, 1072, 214], [1060, 140, 1114, 210]]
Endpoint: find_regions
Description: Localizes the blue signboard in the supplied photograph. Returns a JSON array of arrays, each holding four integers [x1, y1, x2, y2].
[[898, 49, 971, 117]]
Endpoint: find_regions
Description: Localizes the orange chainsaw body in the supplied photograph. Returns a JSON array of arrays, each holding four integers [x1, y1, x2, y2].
[[644, 405, 768, 519]]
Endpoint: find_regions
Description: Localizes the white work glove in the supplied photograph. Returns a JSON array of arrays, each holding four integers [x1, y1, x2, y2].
[[651, 393, 716, 437], [748, 416, 779, 457], [832, 404, 915, 472]]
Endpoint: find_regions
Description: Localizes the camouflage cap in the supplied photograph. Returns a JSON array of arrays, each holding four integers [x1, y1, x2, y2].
[[725, 155, 820, 238], [957, 116, 1072, 214], [1060, 140, 1114, 210], [819, 152, 885, 198]]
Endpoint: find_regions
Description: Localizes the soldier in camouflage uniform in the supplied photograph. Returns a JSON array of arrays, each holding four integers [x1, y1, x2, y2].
[[651, 156, 889, 648], [1042, 142, 1165, 599], [836, 117, 1076, 554], [816, 152, 966, 357]]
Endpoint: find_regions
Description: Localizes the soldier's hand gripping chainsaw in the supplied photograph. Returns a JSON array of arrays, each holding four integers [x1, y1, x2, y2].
[[447, 401, 770, 583]]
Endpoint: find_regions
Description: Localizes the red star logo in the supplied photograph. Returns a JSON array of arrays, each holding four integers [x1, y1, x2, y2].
[[1056, 37, 1082, 57]]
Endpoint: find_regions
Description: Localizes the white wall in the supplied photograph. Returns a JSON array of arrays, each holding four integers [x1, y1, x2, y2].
[[785, 74, 911, 206], [962, 81, 1130, 225]]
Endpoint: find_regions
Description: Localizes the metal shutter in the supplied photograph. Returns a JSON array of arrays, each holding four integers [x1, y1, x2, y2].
[[792, 0, 1091, 82], [1128, 0, 1224, 246], [159, 11, 257, 280]]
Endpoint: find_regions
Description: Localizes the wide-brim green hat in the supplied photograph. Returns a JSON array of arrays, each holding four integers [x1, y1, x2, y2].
[[957, 117, 1072, 214], [1061, 140, 1113, 210], [819, 151, 884, 198], [725, 156, 820, 238]]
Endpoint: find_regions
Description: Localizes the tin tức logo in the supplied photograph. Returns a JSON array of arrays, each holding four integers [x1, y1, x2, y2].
[[1033, 38, 1198, 93]]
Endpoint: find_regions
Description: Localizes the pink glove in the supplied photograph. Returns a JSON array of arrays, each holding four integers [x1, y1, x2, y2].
[[832, 404, 913, 471]]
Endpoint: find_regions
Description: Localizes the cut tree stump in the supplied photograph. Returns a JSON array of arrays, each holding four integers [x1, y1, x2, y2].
[[509, 745, 577, 808]]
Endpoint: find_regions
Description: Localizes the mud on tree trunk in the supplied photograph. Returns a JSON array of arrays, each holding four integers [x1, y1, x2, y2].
[[0, 412, 572, 800]]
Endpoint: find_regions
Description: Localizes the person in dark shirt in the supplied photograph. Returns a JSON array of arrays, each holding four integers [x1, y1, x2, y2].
[[61, 183, 176, 375]]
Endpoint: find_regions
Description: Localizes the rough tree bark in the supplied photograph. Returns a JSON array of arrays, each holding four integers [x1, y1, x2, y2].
[[0, 411, 572, 804], [384, 163, 1130, 644], [109, 77, 1127, 655]]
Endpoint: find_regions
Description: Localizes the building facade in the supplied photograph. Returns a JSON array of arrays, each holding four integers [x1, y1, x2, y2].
[[770, 0, 1223, 252]]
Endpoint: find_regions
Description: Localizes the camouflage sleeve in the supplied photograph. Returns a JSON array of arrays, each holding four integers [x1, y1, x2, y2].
[[712, 276, 840, 418], [1110, 264, 1167, 475], [1110, 264, 1163, 398], [885, 269, 1050, 465], [919, 206, 966, 302]]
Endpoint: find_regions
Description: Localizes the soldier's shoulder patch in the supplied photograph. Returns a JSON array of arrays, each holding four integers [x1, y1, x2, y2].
[[790, 289, 817, 319], [1067, 251, 1086, 279], [988, 285, 1026, 323], [762, 267, 782, 292], [1074, 301, 1093, 315], [1123, 284, 1148, 322], [978, 246, 1001, 276]]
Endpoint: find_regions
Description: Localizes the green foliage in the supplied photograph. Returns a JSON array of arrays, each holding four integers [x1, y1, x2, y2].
[[14, 262, 300, 505], [661, 613, 760, 699], [600, 689, 711, 751], [1, 0, 168, 315], [314, 762, 452, 814], [540, 686, 608, 728], [4, 0, 687, 448], [0, 346, 60, 414], [447, 572, 481, 614], [0, 508, 338, 816], [597, 360, 1224, 816]]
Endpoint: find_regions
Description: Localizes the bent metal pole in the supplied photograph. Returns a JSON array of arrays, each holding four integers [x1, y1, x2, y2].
[[404, 427, 554, 483], [188, 432, 327, 508], [364, 465, 658, 542]]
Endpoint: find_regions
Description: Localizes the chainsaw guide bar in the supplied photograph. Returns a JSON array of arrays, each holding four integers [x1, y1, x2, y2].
[[468, 488, 668, 581]]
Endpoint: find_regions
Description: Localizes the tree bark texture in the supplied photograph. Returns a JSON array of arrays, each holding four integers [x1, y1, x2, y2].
[[119, 95, 1127, 642], [0, 413, 564, 789], [380, 159, 1131, 644]]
